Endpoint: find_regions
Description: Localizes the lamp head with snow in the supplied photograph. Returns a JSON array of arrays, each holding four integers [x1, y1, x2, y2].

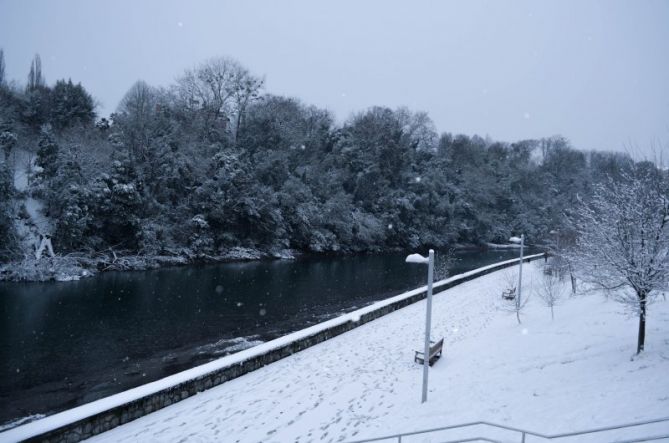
[[509, 236, 522, 244], [406, 253, 430, 264]]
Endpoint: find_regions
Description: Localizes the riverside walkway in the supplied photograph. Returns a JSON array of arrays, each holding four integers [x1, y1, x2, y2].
[[4, 258, 668, 443]]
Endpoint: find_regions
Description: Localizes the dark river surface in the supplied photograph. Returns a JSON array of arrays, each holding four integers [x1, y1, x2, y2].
[[0, 249, 529, 427]]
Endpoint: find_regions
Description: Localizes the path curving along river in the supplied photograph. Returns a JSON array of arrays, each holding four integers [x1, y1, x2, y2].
[[0, 248, 531, 428]]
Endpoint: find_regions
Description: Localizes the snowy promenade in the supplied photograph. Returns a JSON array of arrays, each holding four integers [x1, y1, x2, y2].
[[76, 261, 669, 443]]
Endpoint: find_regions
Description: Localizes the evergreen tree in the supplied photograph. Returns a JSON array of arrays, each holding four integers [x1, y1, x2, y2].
[[54, 183, 91, 250], [49, 79, 96, 130], [90, 154, 144, 248], [0, 131, 17, 161], [36, 127, 60, 179], [0, 160, 15, 261], [23, 55, 51, 129]]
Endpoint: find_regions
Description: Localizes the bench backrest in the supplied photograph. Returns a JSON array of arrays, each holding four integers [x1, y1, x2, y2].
[[430, 338, 444, 354]]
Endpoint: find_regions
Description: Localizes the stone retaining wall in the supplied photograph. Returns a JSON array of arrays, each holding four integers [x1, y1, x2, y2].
[[20, 253, 545, 443]]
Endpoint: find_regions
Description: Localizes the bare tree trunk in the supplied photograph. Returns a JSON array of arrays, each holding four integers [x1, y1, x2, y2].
[[568, 263, 576, 294], [637, 293, 647, 354], [550, 304, 554, 320], [234, 112, 243, 144]]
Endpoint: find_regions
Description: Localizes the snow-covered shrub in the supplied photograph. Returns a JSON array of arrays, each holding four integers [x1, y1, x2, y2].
[[0, 256, 92, 282], [187, 214, 214, 256], [136, 222, 171, 256]]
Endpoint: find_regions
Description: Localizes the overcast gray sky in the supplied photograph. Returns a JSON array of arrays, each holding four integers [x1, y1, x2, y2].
[[1, 0, 668, 156]]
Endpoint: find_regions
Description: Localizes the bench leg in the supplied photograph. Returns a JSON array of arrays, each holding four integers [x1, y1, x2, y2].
[[428, 351, 442, 366]]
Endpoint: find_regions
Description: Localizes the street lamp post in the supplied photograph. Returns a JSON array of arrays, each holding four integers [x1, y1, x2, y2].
[[406, 249, 435, 403], [509, 234, 525, 310]]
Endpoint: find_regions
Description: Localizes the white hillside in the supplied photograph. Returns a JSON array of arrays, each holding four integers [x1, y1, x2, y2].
[[10, 147, 52, 252]]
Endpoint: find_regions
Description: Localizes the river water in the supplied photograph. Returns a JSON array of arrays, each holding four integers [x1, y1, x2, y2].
[[0, 249, 528, 427]]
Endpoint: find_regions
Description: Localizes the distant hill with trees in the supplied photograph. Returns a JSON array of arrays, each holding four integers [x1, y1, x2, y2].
[[0, 51, 646, 275]]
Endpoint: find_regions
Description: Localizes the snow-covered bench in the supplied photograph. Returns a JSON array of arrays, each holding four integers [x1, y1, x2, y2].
[[414, 338, 444, 366], [502, 287, 516, 300]]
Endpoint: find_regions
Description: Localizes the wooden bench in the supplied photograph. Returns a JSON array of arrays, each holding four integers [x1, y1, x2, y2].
[[502, 287, 516, 300], [414, 338, 444, 366]]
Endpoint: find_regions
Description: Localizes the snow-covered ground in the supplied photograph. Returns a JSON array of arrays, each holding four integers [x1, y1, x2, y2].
[[9, 147, 50, 252], [65, 261, 669, 443]]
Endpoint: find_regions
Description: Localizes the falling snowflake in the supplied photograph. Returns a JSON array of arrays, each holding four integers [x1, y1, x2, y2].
[[387, 223, 393, 229], [177, 22, 184, 27], [521, 328, 529, 335], [259, 308, 267, 316], [415, 177, 421, 183], [236, 302, 244, 307], [523, 112, 531, 120], [215, 285, 224, 294]]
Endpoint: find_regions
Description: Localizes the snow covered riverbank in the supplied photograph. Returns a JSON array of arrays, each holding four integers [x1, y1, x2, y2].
[[59, 261, 669, 442], [0, 244, 521, 283], [0, 247, 300, 282]]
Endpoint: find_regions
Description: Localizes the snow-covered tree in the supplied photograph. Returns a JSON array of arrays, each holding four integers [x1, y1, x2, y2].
[[22, 84, 51, 129], [537, 269, 566, 319], [0, 130, 17, 161], [54, 183, 91, 250], [187, 214, 214, 256], [90, 155, 144, 248], [568, 164, 669, 353], [26, 54, 45, 91], [230, 66, 264, 142], [49, 79, 96, 130], [546, 228, 577, 294], [35, 127, 59, 179], [175, 57, 263, 142], [0, 159, 16, 261], [115, 80, 159, 160]]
